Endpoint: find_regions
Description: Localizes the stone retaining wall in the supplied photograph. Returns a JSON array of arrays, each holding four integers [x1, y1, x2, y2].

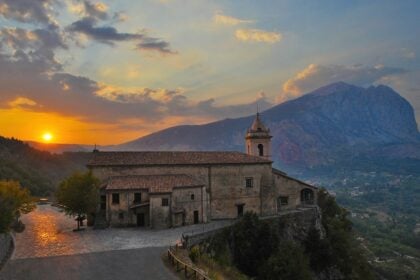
[[273, 206, 324, 242], [0, 233, 14, 271], [182, 207, 323, 248]]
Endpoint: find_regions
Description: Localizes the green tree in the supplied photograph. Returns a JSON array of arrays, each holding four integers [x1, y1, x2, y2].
[[318, 188, 375, 280], [304, 226, 333, 274], [56, 171, 99, 231], [258, 241, 312, 280], [0, 180, 35, 233], [232, 212, 261, 276], [231, 212, 280, 276]]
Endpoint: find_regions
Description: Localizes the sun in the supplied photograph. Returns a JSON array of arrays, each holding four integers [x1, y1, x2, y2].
[[42, 132, 53, 142]]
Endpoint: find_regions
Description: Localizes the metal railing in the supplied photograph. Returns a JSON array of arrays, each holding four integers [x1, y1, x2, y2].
[[167, 246, 211, 280]]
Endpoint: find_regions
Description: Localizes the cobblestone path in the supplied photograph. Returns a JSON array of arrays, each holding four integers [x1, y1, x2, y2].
[[0, 204, 230, 279], [12, 204, 230, 259]]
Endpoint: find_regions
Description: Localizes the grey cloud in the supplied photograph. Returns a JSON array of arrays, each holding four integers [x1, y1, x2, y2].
[[0, 45, 273, 123], [0, 25, 67, 71], [83, 0, 108, 20], [67, 16, 176, 53], [137, 38, 177, 54], [67, 17, 143, 45], [193, 96, 272, 119], [0, 0, 58, 26], [0, 21, 263, 124]]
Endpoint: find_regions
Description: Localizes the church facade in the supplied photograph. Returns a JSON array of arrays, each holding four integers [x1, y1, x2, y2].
[[87, 114, 317, 229]]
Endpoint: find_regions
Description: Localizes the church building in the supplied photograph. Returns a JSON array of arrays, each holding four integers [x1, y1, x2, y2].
[[87, 114, 317, 229]]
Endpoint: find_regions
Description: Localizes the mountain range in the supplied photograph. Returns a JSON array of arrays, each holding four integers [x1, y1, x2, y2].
[[24, 82, 420, 180], [112, 82, 419, 174]]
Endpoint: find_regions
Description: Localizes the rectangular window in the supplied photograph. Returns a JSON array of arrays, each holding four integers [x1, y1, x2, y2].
[[112, 193, 120, 204], [134, 192, 142, 203], [245, 177, 254, 188], [279, 196, 289, 205], [162, 198, 169, 206]]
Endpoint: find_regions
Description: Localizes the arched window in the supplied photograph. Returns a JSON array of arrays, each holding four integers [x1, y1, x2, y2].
[[258, 144, 264, 156], [300, 188, 314, 205]]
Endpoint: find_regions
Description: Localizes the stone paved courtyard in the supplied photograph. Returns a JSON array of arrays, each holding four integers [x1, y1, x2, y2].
[[0, 204, 231, 279]]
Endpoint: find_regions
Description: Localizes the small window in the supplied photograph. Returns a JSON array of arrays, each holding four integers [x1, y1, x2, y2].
[[279, 196, 289, 205], [112, 193, 120, 204], [162, 198, 169, 206], [118, 212, 124, 220], [191, 194, 195, 200], [134, 192, 142, 203], [245, 177, 254, 188]]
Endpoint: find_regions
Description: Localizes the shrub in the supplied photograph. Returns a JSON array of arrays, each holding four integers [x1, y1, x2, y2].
[[189, 245, 200, 263]]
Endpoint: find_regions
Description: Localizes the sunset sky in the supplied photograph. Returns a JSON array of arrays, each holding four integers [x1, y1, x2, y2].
[[0, 0, 419, 145]]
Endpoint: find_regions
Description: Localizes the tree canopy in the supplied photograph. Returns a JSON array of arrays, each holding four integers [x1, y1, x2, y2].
[[0, 180, 35, 233], [56, 171, 99, 230]]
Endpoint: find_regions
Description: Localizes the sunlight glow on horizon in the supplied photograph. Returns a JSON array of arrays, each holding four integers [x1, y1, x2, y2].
[[42, 132, 53, 143]]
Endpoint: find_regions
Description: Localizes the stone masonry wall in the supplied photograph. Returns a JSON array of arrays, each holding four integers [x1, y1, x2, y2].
[[273, 207, 324, 242], [209, 164, 272, 219], [261, 173, 318, 216], [172, 186, 205, 226], [150, 194, 171, 229], [92, 163, 273, 220], [107, 190, 150, 226], [184, 207, 323, 249]]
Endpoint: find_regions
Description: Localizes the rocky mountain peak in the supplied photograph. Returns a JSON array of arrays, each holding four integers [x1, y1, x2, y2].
[[108, 82, 420, 169]]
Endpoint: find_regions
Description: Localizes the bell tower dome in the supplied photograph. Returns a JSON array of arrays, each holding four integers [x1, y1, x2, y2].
[[245, 112, 272, 159]]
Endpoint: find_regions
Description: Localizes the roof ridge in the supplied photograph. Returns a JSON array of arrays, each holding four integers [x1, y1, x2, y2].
[[88, 150, 272, 166], [109, 174, 192, 179]]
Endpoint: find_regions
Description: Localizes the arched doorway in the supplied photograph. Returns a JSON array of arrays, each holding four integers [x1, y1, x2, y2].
[[258, 144, 264, 156], [300, 188, 314, 205]]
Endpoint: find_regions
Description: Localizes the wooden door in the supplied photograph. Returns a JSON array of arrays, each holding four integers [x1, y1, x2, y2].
[[193, 211, 199, 224], [137, 213, 145, 227]]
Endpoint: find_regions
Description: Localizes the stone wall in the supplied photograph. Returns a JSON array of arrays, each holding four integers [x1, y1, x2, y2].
[[0, 233, 13, 271], [184, 207, 323, 249], [172, 186, 205, 226], [209, 164, 272, 219], [261, 172, 318, 216], [106, 190, 150, 226], [150, 194, 171, 229], [92, 162, 273, 220], [272, 207, 324, 242]]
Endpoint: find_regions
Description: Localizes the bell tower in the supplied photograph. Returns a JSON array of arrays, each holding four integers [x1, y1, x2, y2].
[[245, 113, 272, 159]]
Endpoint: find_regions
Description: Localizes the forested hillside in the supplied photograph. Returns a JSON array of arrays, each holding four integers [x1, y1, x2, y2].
[[188, 190, 374, 279], [0, 136, 90, 196]]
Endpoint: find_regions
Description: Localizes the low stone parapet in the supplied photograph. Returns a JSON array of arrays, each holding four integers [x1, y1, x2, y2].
[[181, 220, 235, 248]]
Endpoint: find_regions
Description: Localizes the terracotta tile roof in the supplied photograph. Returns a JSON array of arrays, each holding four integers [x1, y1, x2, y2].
[[105, 174, 204, 193], [88, 151, 272, 167]]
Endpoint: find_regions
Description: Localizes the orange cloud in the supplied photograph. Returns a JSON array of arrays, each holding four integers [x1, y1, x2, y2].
[[235, 28, 282, 43], [278, 63, 407, 103], [213, 12, 253, 26], [8, 97, 38, 108]]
